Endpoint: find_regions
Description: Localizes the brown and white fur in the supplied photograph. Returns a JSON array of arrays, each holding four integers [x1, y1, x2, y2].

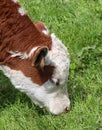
[[0, 0, 70, 115]]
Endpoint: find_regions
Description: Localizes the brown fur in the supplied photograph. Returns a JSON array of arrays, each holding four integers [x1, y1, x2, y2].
[[35, 21, 48, 33], [0, 0, 54, 85]]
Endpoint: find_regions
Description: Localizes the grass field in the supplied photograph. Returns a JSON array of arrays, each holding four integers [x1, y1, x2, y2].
[[0, 0, 102, 130]]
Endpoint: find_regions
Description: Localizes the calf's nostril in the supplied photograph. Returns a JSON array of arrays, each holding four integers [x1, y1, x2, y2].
[[65, 106, 70, 112]]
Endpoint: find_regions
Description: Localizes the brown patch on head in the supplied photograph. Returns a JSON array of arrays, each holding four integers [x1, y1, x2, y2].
[[34, 21, 47, 33], [6, 57, 55, 86]]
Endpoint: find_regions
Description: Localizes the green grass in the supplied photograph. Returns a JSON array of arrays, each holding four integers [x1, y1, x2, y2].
[[0, 0, 102, 129]]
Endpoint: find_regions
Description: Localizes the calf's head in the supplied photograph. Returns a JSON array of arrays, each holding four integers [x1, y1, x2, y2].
[[3, 33, 70, 115], [0, 0, 70, 115]]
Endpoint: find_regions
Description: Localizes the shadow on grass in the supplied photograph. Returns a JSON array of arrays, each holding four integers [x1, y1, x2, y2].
[[0, 72, 18, 109], [0, 79, 29, 110], [0, 71, 49, 116]]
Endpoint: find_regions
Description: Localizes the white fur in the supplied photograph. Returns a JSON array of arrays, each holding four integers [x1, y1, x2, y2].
[[12, 0, 18, 3], [28, 47, 40, 57], [45, 34, 70, 85], [9, 51, 26, 59], [38, 24, 48, 35], [9, 46, 40, 59], [0, 34, 70, 115], [42, 26, 49, 35], [18, 7, 26, 16], [42, 30, 48, 35]]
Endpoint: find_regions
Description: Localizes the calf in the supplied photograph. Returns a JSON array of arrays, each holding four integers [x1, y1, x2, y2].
[[0, 0, 70, 115]]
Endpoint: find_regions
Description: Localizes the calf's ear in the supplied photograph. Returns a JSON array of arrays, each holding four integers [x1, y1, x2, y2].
[[34, 21, 48, 34], [33, 46, 48, 71]]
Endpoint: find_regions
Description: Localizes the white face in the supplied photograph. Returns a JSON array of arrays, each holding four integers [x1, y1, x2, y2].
[[0, 34, 70, 115], [43, 34, 70, 114], [46, 34, 70, 85]]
